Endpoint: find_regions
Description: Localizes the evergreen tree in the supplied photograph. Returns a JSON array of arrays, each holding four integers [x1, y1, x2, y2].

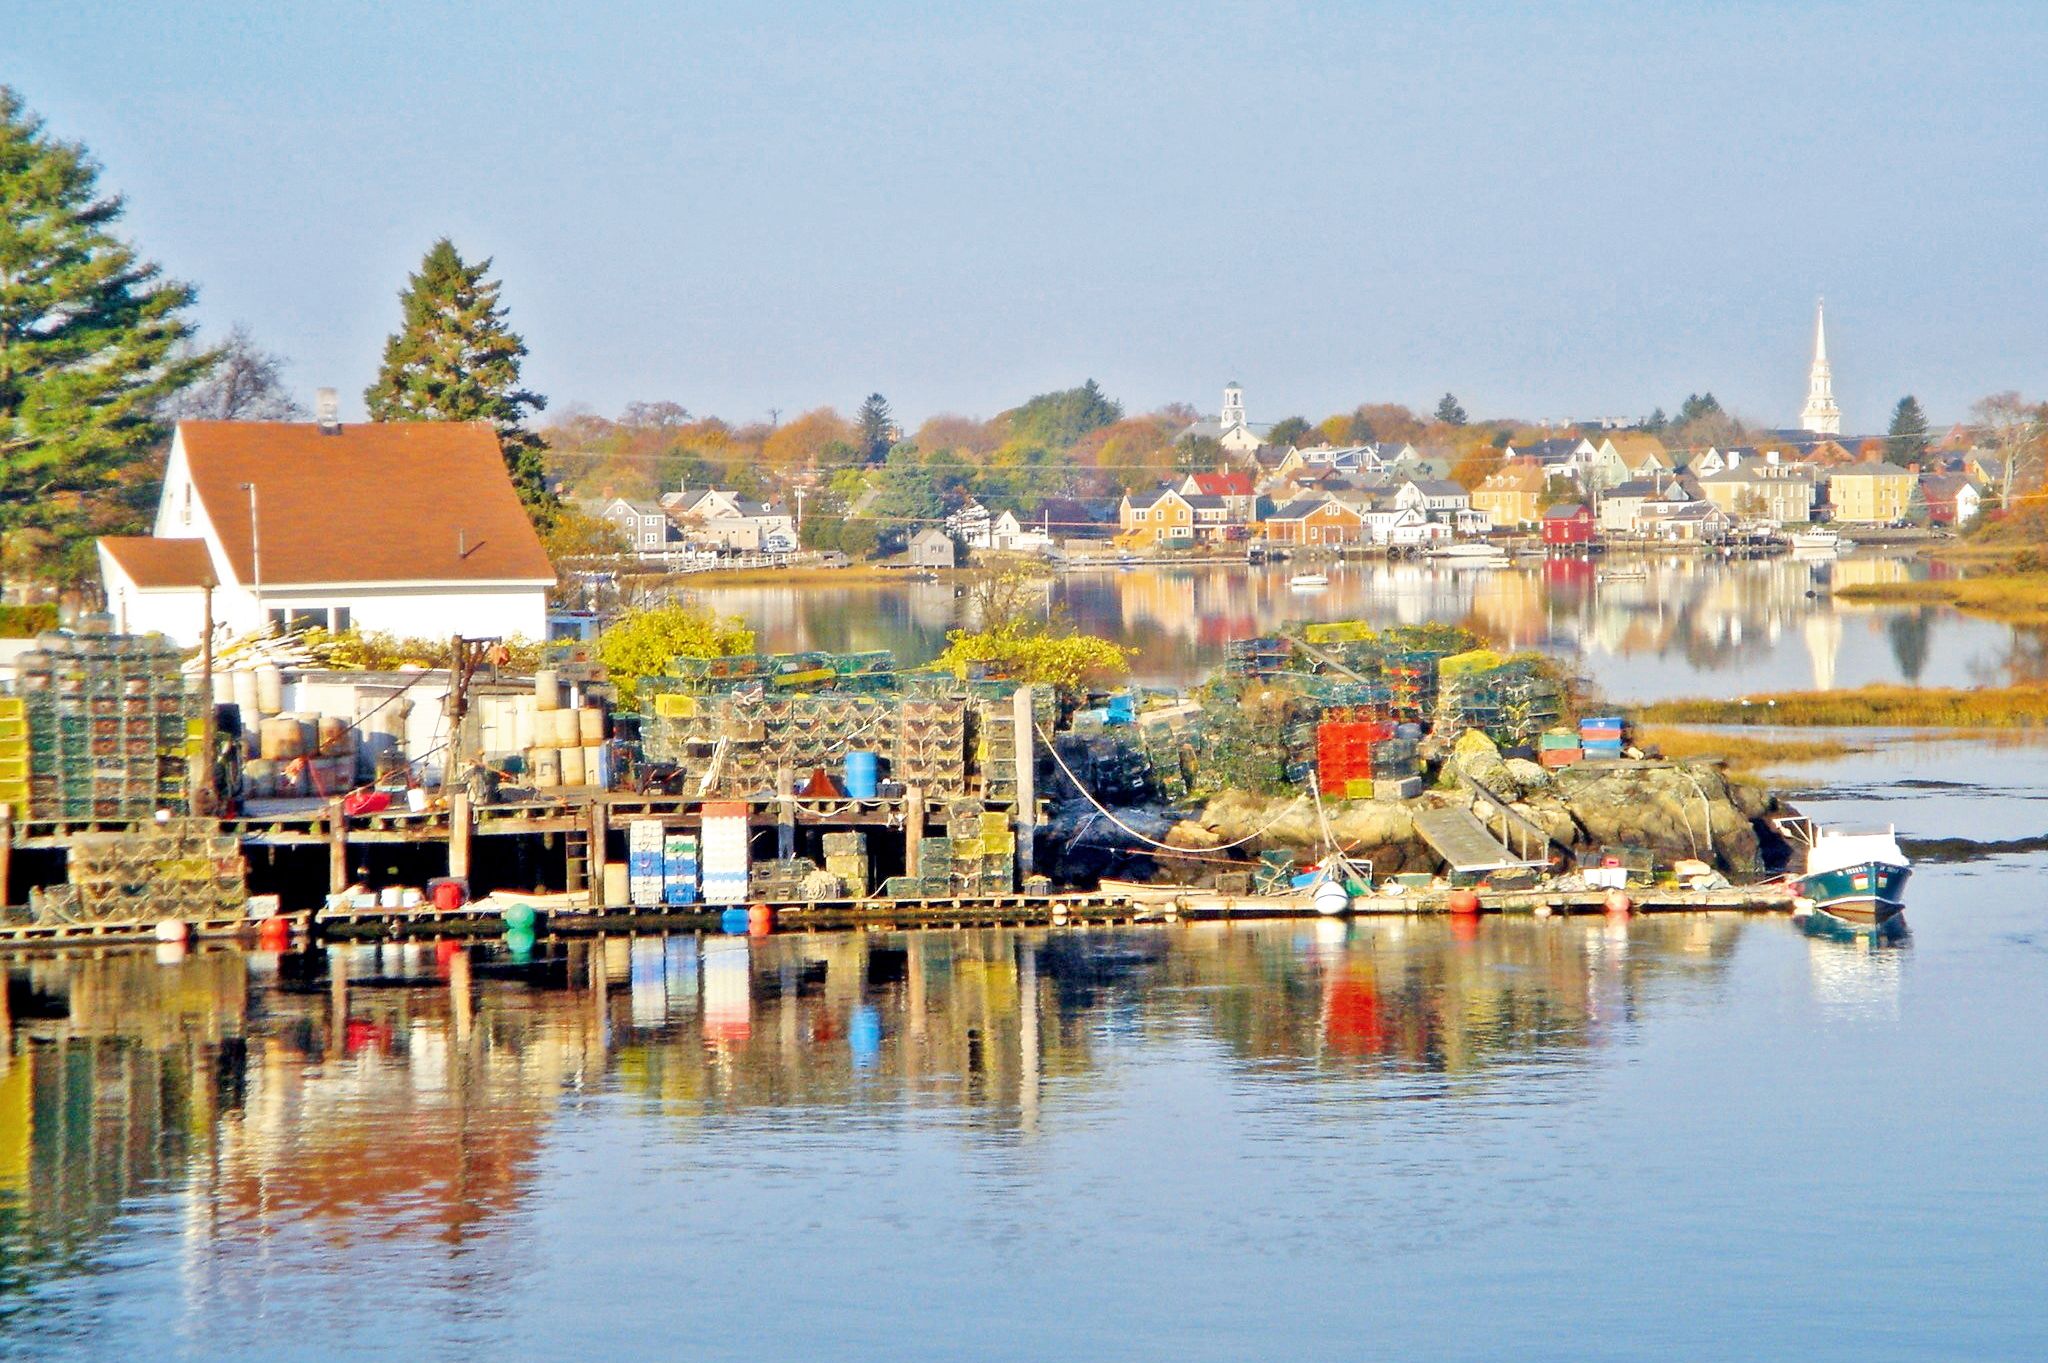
[[0, 86, 212, 579], [1645, 407, 1667, 432], [364, 238, 551, 523], [1007, 379, 1121, 449], [1434, 393, 1467, 426], [1886, 395, 1930, 465], [1266, 416, 1312, 448], [856, 392, 893, 462]]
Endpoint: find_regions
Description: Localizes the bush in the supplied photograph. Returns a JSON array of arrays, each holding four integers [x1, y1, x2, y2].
[[597, 603, 756, 705], [0, 604, 59, 638]]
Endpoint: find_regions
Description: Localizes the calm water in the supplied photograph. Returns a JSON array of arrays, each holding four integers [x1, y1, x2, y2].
[[3, 734, 2046, 1359], [691, 553, 2036, 700]]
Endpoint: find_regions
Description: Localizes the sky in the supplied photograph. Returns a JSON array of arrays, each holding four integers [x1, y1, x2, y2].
[[7, 1, 2044, 433]]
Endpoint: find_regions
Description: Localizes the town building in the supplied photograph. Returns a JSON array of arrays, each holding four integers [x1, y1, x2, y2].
[[1696, 463, 1818, 527], [1826, 463, 1916, 524], [1540, 503, 1596, 547], [907, 527, 958, 568], [1471, 463, 1548, 528], [1260, 496, 1364, 546], [945, 499, 994, 548], [1179, 468, 1260, 523], [1118, 487, 1194, 547], [97, 420, 555, 647], [1394, 478, 1471, 520], [1916, 474, 1983, 528], [599, 498, 679, 552], [661, 488, 797, 551], [988, 510, 1057, 553]]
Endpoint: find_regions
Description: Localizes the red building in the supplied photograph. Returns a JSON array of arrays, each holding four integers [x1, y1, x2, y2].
[[1540, 502, 1596, 546]]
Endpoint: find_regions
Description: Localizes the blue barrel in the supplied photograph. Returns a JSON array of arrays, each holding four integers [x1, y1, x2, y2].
[[720, 907, 752, 936], [845, 750, 880, 799]]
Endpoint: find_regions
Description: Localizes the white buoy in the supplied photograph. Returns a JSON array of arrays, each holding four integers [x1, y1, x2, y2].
[[1314, 879, 1351, 917], [154, 919, 188, 943]]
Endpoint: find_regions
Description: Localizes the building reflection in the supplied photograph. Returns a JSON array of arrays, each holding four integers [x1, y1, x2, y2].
[[0, 911, 1758, 1318]]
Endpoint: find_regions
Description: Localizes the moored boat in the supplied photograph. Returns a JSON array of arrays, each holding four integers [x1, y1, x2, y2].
[[1425, 542, 1510, 567], [1789, 527, 1853, 551], [1288, 572, 1330, 588], [1795, 826, 1910, 930]]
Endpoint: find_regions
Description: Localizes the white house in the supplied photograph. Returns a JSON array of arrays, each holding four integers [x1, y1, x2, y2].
[[945, 499, 995, 548], [1178, 382, 1274, 454], [989, 510, 1056, 554], [97, 420, 554, 647], [1394, 478, 1471, 520], [661, 488, 796, 551]]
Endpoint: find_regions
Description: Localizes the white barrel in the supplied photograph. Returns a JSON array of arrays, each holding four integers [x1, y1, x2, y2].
[[577, 707, 605, 744], [232, 669, 260, 718], [258, 717, 304, 761], [586, 744, 609, 789], [529, 747, 561, 788], [316, 716, 352, 757], [555, 709, 583, 748], [211, 669, 235, 705], [558, 744, 586, 786], [534, 669, 560, 711], [602, 862, 629, 907], [255, 664, 284, 716]]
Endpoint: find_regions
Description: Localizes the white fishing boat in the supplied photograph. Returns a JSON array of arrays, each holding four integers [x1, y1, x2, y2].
[[1288, 572, 1330, 589], [1794, 825, 1911, 932], [1424, 542, 1510, 567], [1789, 527, 1852, 551]]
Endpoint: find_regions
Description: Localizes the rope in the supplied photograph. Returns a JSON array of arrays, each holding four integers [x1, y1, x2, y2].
[[1035, 719, 1306, 853]]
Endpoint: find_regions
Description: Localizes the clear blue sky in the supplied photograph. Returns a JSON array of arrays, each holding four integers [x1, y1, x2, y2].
[[8, 1, 2042, 432]]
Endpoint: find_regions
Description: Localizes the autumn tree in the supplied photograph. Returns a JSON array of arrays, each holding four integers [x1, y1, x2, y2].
[[364, 237, 552, 524], [761, 407, 855, 470], [1886, 395, 1930, 465], [162, 325, 305, 420], [1971, 391, 2046, 507], [0, 86, 213, 581], [1434, 393, 1467, 426]]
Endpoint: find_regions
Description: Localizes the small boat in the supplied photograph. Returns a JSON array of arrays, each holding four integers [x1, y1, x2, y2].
[[1289, 572, 1330, 589], [1794, 826, 1911, 931], [1598, 565, 1647, 582], [1789, 527, 1852, 551], [1426, 542, 1510, 562]]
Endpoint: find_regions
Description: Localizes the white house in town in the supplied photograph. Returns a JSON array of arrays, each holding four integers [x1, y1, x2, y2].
[[660, 488, 796, 551], [97, 420, 555, 647]]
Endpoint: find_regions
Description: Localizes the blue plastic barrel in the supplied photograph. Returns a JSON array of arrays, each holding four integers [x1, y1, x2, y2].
[[845, 750, 880, 799]]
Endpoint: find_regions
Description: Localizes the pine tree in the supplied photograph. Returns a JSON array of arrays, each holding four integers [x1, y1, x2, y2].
[[1886, 395, 1930, 465], [856, 392, 893, 462], [364, 238, 552, 523], [0, 86, 212, 580], [1434, 393, 1467, 426]]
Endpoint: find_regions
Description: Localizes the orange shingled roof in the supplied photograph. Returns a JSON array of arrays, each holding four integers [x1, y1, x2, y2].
[[177, 421, 554, 587], [99, 536, 217, 589]]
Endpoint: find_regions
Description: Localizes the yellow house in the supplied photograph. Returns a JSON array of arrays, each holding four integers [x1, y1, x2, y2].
[[1827, 463, 1915, 524], [1118, 486, 1195, 547], [1471, 463, 1547, 528]]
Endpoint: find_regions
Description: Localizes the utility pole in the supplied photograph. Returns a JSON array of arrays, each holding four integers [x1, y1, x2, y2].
[[241, 482, 263, 628]]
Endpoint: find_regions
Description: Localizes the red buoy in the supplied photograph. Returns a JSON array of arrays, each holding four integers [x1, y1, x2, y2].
[[256, 916, 291, 951], [1605, 891, 1633, 916], [748, 903, 775, 936], [1447, 889, 1483, 916]]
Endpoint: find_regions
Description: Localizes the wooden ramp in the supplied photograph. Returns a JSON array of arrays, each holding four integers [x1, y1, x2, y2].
[[1412, 806, 1538, 874]]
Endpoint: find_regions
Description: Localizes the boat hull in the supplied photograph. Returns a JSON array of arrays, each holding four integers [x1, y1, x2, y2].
[[1797, 860, 1909, 926]]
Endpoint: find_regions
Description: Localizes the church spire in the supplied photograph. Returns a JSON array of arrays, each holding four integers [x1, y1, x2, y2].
[[1799, 298, 1842, 435]]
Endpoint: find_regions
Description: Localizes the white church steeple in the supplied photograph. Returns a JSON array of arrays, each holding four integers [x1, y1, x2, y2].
[[1799, 299, 1842, 435], [1220, 381, 1246, 431]]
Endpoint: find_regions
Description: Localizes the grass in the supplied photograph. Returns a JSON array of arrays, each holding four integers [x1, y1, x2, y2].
[[1636, 726, 1870, 772], [1637, 684, 2048, 729], [1833, 571, 2048, 622]]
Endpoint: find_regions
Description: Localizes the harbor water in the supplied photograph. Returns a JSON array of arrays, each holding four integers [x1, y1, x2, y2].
[[1, 731, 2044, 1359]]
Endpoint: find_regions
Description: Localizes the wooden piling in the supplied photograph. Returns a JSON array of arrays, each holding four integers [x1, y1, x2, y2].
[[905, 784, 925, 876], [448, 790, 472, 882], [1013, 685, 1036, 878], [450, 947, 473, 1043], [588, 796, 610, 907], [326, 797, 348, 895]]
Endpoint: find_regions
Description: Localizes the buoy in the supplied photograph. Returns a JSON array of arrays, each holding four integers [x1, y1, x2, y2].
[[747, 903, 775, 937], [257, 916, 291, 951], [500, 901, 537, 932], [503, 925, 536, 960], [1533, 903, 1553, 919], [1605, 891, 1633, 916], [720, 907, 751, 936], [154, 918, 189, 943], [1447, 889, 1482, 916], [1314, 880, 1351, 917]]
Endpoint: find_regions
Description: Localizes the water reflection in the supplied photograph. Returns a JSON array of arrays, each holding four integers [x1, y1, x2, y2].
[[688, 556, 2031, 699], [0, 913, 1767, 1325]]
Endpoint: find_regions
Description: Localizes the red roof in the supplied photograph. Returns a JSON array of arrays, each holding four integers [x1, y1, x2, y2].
[[1192, 471, 1254, 498], [173, 421, 553, 587], [98, 537, 216, 589]]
